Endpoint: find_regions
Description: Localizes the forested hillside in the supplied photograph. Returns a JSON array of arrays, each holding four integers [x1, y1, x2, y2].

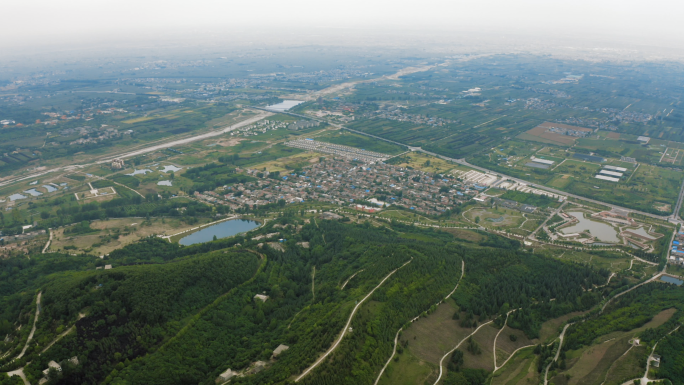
[[1, 217, 675, 385]]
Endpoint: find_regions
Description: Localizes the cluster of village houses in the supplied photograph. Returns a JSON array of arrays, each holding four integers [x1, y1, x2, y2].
[[193, 158, 494, 215]]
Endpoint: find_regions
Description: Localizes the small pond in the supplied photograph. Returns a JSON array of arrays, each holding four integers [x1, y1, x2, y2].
[[8, 193, 27, 201], [179, 219, 260, 246], [628, 227, 656, 240], [126, 169, 153, 176], [43, 185, 58, 193], [661, 276, 683, 286], [560, 212, 620, 243], [157, 180, 172, 186], [161, 165, 182, 173], [24, 188, 43, 197]]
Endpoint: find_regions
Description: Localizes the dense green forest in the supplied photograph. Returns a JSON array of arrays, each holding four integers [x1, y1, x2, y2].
[[655, 327, 684, 385], [564, 284, 684, 352], [0, 215, 678, 385], [454, 249, 608, 338]]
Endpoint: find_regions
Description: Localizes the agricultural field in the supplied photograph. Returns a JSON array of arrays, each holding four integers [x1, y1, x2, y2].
[[471, 138, 683, 214]]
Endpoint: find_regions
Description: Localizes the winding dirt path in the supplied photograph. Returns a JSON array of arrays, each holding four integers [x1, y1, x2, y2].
[[40, 324, 76, 355], [374, 260, 465, 385], [493, 309, 520, 370], [42, 229, 52, 253], [433, 321, 494, 385], [543, 322, 573, 385], [340, 269, 364, 290], [15, 292, 41, 361], [601, 270, 664, 313], [494, 345, 535, 373], [295, 258, 413, 382]]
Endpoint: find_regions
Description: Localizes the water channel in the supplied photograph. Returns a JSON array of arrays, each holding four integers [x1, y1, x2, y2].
[[560, 211, 620, 243], [179, 219, 260, 246]]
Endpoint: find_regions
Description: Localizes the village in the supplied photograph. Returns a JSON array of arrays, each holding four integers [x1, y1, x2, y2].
[[193, 157, 488, 215]]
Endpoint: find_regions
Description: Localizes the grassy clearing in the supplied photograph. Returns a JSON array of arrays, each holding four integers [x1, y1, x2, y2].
[[560, 251, 631, 273], [399, 301, 474, 365], [538, 311, 588, 344], [465, 207, 525, 229], [49, 217, 211, 255], [497, 325, 538, 361], [251, 151, 322, 173], [461, 323, 498, 372], [491, 347, 540, 385], [439, 228, 485, 243], [387, 152, 457, 174], [555, 308, 675, 385], [602, 345, 648, 385], [377, 349, 435, 385], [560, 337, 629, 385]]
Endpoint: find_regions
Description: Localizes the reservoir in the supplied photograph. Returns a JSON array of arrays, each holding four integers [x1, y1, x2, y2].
[[179, 219, 260, 245], [660, 276, 683, 286], [560, 211, 620, 243]]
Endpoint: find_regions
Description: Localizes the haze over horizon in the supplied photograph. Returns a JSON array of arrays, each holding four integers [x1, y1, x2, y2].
[[2, 0, 684, 61]]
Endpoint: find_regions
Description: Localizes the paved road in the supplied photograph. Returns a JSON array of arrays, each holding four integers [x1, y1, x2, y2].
[[531, 201, 568, 238], [295, 258, 413, 382]]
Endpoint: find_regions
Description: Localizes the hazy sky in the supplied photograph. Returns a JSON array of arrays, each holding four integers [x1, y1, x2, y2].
[[2, 0, 683, 55]]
